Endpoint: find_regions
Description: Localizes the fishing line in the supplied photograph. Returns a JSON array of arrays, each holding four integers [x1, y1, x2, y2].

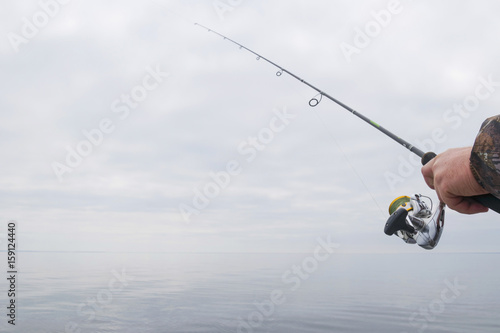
[[149, 0, 197, 26], [313, 109, 386, 220]]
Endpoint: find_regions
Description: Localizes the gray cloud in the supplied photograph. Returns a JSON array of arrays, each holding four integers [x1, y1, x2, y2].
[[1, 0, 499, 253]]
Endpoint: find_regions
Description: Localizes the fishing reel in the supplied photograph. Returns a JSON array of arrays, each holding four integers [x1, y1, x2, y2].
[[384, 195, 445, 250]]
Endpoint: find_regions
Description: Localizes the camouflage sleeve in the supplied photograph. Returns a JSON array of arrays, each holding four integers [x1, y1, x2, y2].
[[470, 115, 500, 199]]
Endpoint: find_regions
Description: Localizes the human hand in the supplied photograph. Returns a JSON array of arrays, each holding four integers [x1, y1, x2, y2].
[[421, 147, 489, 214]]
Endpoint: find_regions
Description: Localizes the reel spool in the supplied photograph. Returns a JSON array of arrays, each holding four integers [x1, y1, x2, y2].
[[388, 196, 412, 215], [384, 195, 445, 250]]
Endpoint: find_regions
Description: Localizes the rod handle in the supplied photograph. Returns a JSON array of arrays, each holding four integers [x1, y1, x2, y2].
[[421, 152, 437, 165], [422, 152, 500, 214]]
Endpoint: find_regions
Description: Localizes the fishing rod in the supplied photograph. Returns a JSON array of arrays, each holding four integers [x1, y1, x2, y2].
[[195, 23, 500, 249], [195, 23, 426, 159]]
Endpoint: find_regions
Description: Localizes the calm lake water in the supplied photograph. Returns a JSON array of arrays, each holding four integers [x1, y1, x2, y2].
[[1, 252, 499, 332]]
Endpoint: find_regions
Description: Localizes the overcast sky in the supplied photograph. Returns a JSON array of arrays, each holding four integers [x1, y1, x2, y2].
[[1, 0, 499, 253]]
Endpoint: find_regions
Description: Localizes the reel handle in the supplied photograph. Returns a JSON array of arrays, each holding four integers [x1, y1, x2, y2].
[[422, 152, 500, 214]]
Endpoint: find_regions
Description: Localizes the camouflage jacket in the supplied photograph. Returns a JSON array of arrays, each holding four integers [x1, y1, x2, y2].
[[470, 115, 500, 199]]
